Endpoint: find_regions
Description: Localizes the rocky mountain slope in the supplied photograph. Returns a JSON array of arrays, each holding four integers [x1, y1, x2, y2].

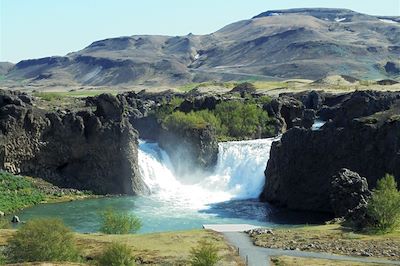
[[2, 8, 399, 88]]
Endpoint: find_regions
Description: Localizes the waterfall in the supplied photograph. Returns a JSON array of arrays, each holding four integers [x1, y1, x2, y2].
[[138, 137, 277, 209]]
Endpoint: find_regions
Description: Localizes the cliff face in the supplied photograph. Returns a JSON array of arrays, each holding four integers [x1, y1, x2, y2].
[[0, 91, 144, 195], [261, 91, 400, 213]]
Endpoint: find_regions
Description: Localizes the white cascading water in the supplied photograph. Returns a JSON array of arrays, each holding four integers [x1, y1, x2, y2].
[[138, 138, 277, 210]]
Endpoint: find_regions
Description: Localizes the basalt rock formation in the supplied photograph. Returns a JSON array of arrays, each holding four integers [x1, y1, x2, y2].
[[329, 168, 371, 218], [0, 90, 144, 195], [261, 91, 400, 213]]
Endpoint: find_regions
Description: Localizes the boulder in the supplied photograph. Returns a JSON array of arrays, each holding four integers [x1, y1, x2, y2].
[[329, 168, 371, 217], [11, 215, 20, 223], [0, 211, 4, 217], [230, 82, 256, 96]]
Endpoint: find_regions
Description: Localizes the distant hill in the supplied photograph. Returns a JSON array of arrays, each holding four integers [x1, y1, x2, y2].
[[2, 8, 399, 88]]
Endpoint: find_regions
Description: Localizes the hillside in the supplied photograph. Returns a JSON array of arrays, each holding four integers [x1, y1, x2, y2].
[[2, 8, 399, 88]]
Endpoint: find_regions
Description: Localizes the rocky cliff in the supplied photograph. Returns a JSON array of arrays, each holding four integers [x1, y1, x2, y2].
[[261, 91, 400, 213], [0, 90, 144, 195]]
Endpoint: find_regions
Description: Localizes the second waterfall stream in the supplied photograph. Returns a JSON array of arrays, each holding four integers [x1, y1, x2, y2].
[[138, 137, 277, 210]]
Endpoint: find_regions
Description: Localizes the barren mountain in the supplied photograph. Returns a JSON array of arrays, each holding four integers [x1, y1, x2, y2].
[[2, 8, 399, 88]]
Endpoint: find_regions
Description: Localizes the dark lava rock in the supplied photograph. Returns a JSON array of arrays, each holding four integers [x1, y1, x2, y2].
[[230, 82, 256, 97], [0, 90, 145, 195], [330, 168, 371, 217], [261, 95, 400, 213], [159, 125, 218, 177], [264, 96, 314, 133], [377, 79, 399, 85]]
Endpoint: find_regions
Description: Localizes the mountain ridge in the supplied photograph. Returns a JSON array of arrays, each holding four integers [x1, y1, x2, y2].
[[2, 8, 399, 88]]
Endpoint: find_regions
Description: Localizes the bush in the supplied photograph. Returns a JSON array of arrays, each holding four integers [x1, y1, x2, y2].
[[367, 174, 400, 233], [0, 171, 44, 213], [0, 252, 6, 265], [163, 110, 223, 133], [98, 242, 136, 266], [215, 101, 273, 138], [7, 218, 79, 263], [154, 96, 184, 120], [189, 240, 221, 266], [99, 209, 142, 234]]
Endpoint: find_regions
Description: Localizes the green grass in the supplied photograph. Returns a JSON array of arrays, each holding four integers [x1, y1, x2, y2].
[[33, 90, 118, 100], [0, 229, 243, 265], [176, 81, 238, 92], [0, 171, 44, 214]]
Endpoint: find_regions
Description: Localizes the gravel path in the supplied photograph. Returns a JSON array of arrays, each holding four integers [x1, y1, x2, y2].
[[223, 232, 400, 266]]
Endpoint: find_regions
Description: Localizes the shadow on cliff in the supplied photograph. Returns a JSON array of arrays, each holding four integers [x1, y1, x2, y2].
[[200, 199, 333, 225]]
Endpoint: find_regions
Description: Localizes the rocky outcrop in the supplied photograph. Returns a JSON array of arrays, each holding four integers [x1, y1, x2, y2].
[[261, 94, 400, 213], [159, 125, 218, 177], [329, 168, 371, 217], [264, 96, 315, 133], [0, 90, 144, 195]]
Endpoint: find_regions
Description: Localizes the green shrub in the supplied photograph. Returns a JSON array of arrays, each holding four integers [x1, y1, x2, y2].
[[0, 171, 44, 213], [0, 252, 6, 265], [8, 218, 79, 263], [163, 110, 224, 133], [367, 174, 400, 233], [189, 240, 221, 266], [99, 209, 142, 234], [98, 242, 136, 266], [214, 101, 273, 138], [154, 96, 184, 120]]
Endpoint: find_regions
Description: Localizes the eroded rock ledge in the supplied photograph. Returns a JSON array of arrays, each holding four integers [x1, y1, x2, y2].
[[261, 91, 400, 213], [0, 91, 143, 195]]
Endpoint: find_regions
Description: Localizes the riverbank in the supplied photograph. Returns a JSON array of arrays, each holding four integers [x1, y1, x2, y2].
[[251, 224, 400, 261], [0, 171, 96, 216], [0, 228, 243, 265]]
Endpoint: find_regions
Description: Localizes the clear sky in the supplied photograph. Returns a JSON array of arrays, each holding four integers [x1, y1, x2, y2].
[[1, 0, 399, 63]]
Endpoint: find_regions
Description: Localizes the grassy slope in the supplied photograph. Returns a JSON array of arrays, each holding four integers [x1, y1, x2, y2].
[[0, 172, 44, 214], [0, 229, 243, 265], [0, 172, 94, 215]]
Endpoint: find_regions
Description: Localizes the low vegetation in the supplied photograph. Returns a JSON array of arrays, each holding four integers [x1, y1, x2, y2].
[[215, 101, 274, 139], [99, 208, 142, 234], [33, 91, 66, 101], [7, 218, 80, 263], [98, 242, 136, 266], [0, 218, 10, 230], [160, 98, 275, 140], [0, 171, 44, 213], [189, 240, 221, 266], [367, 174, 400, 233], [0, 229, 242, 265]]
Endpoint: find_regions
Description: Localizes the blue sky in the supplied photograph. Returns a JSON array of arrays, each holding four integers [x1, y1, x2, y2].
[[1, 0, 399, 63]]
